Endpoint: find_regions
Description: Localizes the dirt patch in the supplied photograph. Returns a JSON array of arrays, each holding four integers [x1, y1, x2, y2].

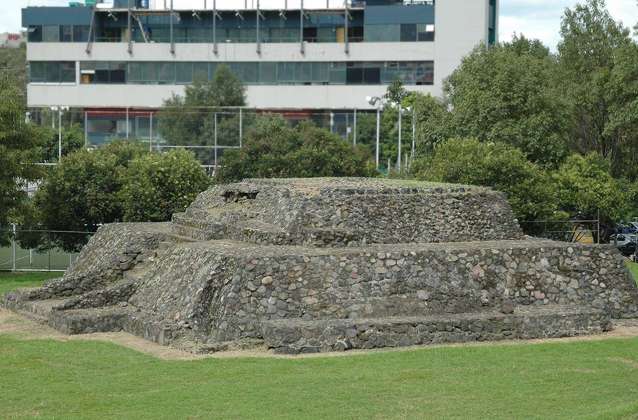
[[2, 308, 638, 361], [608, 357, 638, 369]]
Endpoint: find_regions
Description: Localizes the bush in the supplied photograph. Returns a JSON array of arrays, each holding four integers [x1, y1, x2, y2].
[[412, 138, 560, 222], [121, 149, 211, 222], [34, 142, 209, 250], [216, 116, 376, 182], [35, 141, 145, 234]]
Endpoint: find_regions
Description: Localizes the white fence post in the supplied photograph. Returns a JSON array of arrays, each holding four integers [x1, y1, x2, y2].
[[11, 223, 16, 272]]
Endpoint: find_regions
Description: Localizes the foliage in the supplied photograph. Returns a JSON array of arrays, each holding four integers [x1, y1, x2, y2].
[[412, 138, 560, 223], [157, 64, 247, 161], [557, 0, 637, 177], [0, 78, 45, 245], [552, 153, 631, 225], [384, 79, 409, 104], [34, 142, 146, 237], [216, 116, 375, 182], [120, 149, 210, 222], [410, 93, 453, 155], [444, 35, 570, 167], [0, 45, 26, 96], [39, 123, 85, 162], [33, 142, 210, 250]]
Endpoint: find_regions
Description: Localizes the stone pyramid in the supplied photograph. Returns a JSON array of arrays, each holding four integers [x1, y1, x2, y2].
[[5, 178, 638, 353]]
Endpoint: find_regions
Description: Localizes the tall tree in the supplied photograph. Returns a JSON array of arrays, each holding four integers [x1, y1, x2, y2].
[[444, 35, 570, 167], [157, 65, 247, 164], [0, 78, 44, 243], [557, 0, 636, 177]]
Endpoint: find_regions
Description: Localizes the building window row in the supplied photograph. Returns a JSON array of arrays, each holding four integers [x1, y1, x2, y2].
[[29, 61, 434, 86], [26, 23, 432, 44]]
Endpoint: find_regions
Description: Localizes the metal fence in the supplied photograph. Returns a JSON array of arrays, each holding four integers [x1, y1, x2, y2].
[[519, 219, 602, 244], [27, 105, 418, 173], [0, 225, 93, 272]]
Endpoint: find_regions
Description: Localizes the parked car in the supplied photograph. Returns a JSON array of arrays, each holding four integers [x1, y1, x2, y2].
[[610, 233, 638, 257]]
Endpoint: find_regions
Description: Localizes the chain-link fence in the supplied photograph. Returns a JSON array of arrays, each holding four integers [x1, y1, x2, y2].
[[27, 106, 417, 173], [0, 225, 93, 272]]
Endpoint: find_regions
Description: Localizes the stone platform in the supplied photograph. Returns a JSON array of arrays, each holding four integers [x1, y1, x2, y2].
[[4, 178, 638, 354]]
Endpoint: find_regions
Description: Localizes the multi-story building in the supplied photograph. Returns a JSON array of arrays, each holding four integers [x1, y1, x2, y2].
[[22, 0, 498, 145]]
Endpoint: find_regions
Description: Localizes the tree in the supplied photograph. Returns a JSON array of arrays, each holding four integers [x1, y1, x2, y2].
[[444, 35, 570, 167], [0, 45, 26, 97], [40, 123, 85, 162], [0, 78, 44, 244], [34, 142, 210, 250], [34, 142, 146, 237], [411, 138, 560, 223], [158, 65, 247, 164], [553, 153, 630, 226], [216, 116, 375, 182], [410, 93, 453, 155], [120, 149, 210, 222], [557, 0, 636, 177]]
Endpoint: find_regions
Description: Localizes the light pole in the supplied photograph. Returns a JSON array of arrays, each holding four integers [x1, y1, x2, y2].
[[391, 103, 411, 173], [52, 106, 70, 161], [366, 95, 386, 170]]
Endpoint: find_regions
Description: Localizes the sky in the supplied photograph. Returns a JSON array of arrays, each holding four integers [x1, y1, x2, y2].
[[2, 0, 637, 50]]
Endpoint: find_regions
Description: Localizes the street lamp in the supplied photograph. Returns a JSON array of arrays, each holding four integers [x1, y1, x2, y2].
[[390, 102, 411, 173], [50, 106, 69, 162], [366, 95, 385, 170]]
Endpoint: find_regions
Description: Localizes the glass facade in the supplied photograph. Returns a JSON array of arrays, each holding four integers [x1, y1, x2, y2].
[[25, 5, 435, 44], [29, 62, 76, 83], [29, 25, 91, 43], [69, 61, 434, 86]]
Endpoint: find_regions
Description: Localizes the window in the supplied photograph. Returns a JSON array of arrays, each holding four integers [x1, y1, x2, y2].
[[28, 26, 42, 42], [29, 62, 46, 82], [260, 62, 277, 84], [29, 61, 76, 83], [400, 24, 417, 42], [84, 62, 126, 84], [60, 62, 76, 83], [42, 25, 60, 42], [176, 62, 193, 84], [417, 24, 434, 41], [74, 25, 90, 42], [158, 62, 175, 84], [60, 25, 73, 42], [193, 63, 209, 81], [303, 27, 318, 43], [72, 60, 432, 86], [364, 24, 400, 42]]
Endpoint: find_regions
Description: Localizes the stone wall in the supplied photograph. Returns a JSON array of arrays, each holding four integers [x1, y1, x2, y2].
[[261, 306, 612, 354], [30, 223, 172, 299], [127, 239, 638, 343], [174, 178, 524, 246]]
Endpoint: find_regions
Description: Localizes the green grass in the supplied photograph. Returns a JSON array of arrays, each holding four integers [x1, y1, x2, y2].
[[0, 336, 638, 419], [627, 262, 638, 286], [1, 275, 638, 418], [0, 271, 61, 296]]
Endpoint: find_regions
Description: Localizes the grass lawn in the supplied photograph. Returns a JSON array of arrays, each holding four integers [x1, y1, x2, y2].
[[1, 335, 638, 419], [0, 271, 61, 296], [627, 262, 638, 286], [1, 274, 638, 418]]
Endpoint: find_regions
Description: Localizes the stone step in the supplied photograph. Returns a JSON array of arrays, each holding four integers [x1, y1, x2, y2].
[[172, 213, 225, 232], [260, 305, 612, 354], [171, 223, 219, 241]]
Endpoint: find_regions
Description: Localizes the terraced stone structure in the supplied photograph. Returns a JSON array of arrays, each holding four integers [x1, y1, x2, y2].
[[5, 178, 638, 354]]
